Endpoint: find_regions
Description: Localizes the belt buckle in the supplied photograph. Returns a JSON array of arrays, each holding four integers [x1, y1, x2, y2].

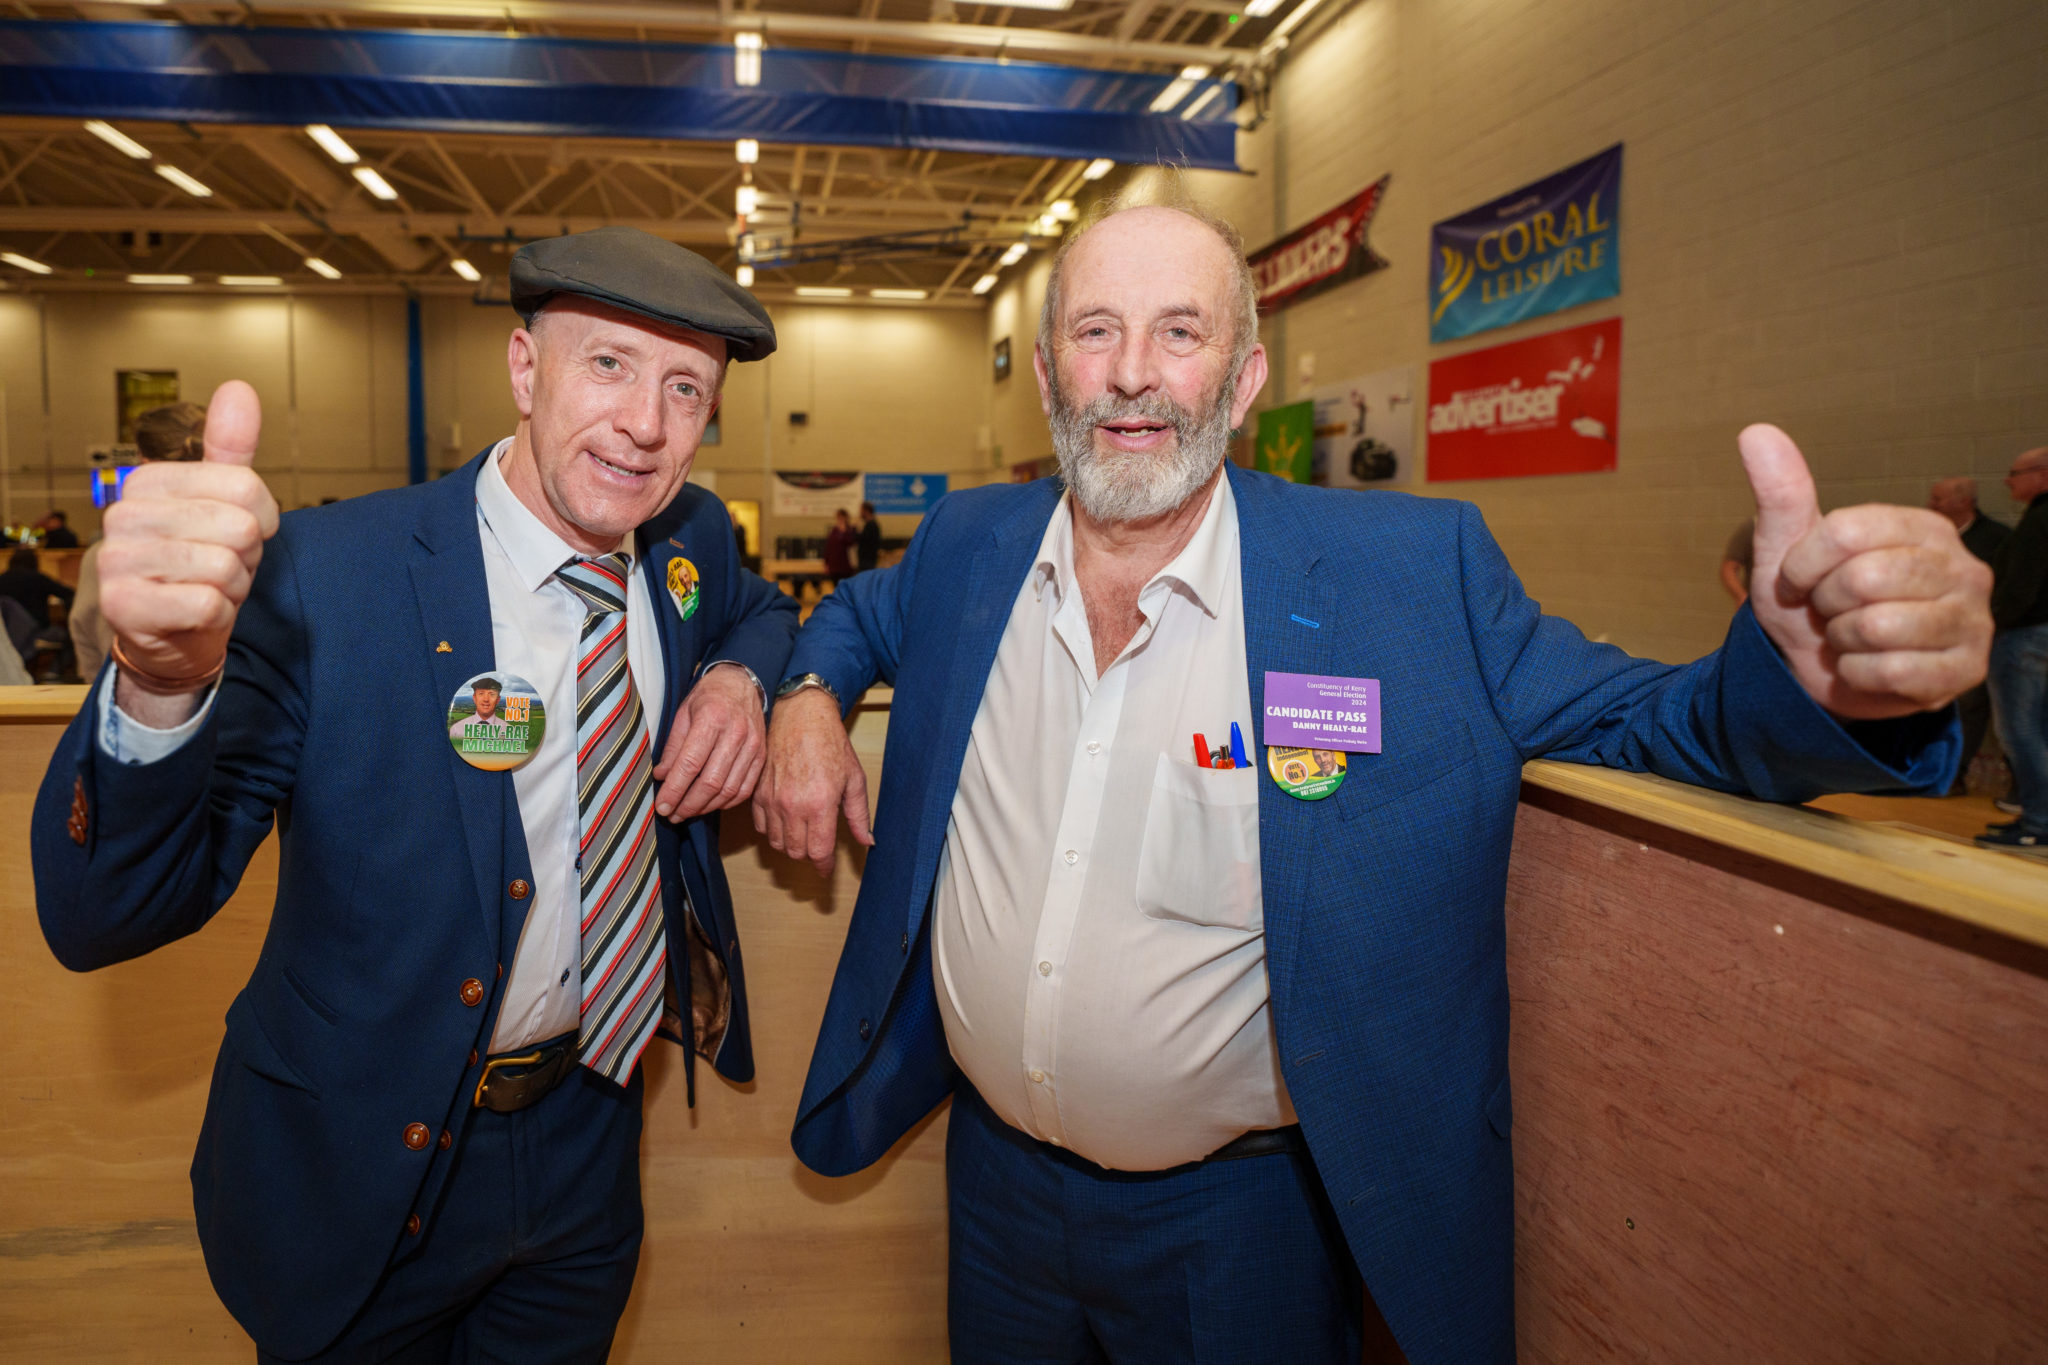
[[473, 1049, 546, 1109]]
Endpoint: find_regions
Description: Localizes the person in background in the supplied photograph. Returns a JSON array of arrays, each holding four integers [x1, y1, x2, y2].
[[70, 402, 208, 680], [1929, 477, 2012, 795], [1980, 448, 2048, 853], [822, 507, 856, 584], [856, 501, 882, 573], [0, 546, 76, 681], [40, 511, 80, 549], [1720, 518, 1754, 606]]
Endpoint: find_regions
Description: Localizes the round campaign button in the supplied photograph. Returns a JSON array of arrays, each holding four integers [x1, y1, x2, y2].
[[447, 671, 546, 772], [1267, 744, 1346, 801], [667, 555, 700, 622]]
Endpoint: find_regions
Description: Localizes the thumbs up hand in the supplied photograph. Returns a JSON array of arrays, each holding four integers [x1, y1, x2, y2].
[[1741, 423, 1991, 721], [102, 381, 280, 720]]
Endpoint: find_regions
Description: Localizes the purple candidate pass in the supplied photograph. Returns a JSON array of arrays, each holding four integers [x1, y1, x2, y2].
[[1261, 672, 1382, 753]]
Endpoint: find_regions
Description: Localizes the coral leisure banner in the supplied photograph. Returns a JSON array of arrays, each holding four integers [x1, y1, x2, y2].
[[1247, 177, 1390, 315], [1426, 317, 1620, 482], [1430, 145, 1621, 343]]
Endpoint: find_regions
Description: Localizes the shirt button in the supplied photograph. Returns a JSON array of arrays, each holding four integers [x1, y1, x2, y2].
[[1029, 1069, 1046, 1084], [560, 968, 571, 985], [1037, 961, 1052, 976], [1085, 740, 1100, 754], [1063, 850, 1078, 865]]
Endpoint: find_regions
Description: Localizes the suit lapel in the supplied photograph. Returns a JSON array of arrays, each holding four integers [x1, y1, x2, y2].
[[407, 453, 514, 955], [1230, 464, 1336, 1021]]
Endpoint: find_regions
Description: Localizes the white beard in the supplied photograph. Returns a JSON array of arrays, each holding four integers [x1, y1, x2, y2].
[[1048, 369, 1239, 524]]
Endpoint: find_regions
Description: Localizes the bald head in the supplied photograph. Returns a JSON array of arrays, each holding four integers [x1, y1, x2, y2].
[[1039, 199, 1259, 374], [1927, 476, 1979, 530], [2007, 446, 2048, 507]]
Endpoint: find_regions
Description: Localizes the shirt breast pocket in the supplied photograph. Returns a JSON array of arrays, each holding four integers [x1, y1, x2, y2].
[[1135, 753, 1262, 932]]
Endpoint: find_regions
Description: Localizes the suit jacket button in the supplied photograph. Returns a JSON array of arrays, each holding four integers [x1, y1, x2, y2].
[[857, 1018, 871, 1040], [460, 978, 484, 1006], [438, 1129, 453, 1151], [405, 1214, 422, 1237], [403, 1122, 430, 1150], [509, 879, 531, 900], [468, 1049, 479, 1068]]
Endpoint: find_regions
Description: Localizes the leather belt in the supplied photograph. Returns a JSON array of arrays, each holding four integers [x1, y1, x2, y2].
[[473, 1035, 580, 1113], [1202, 1124, 1305, 1163]]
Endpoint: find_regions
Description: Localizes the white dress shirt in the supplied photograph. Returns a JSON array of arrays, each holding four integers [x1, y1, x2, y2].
[[932, 474, 1294, 1171], [98, 439, 670, 1054]]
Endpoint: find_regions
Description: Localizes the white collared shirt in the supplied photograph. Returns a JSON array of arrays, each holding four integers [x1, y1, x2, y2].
[[932, 474, 1294, 1171]]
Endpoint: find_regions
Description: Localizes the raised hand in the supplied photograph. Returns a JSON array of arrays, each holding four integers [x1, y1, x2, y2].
[[752, 687, 874, 877], [1741, 423, 1991, 720], [101, 380, 279, 722]]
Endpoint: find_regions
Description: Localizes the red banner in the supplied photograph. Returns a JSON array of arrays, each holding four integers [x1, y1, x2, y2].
[[1246, 176, 1389, 315], [1425, 316, 1621, 481]]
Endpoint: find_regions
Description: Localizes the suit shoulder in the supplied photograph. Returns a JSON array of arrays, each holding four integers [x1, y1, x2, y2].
[[1246, 469, 1470, 536]]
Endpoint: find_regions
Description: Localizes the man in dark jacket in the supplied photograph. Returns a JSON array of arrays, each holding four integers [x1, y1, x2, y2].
[[856, 501, 882, 571], [1980, 448, 2048, 852], [0, 545, 74, 629]]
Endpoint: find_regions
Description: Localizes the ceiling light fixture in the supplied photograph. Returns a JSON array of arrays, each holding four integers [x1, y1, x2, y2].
[[154, 164, 214, 198], [736, 264, 756, 288], [986, 0, 1075, 10], [220, 276, 283, 286], [999, 242, 1028, 267], [128, 274, 193, 285], [1243, 0, 1281, 15], [352, 166, 399, 201], [871, 288, 929, 300], [305, 257, 342, 280], [0, 252, 53, 275], [794, 286, 853, 298], [972, 274, 999, 296], [450, 259, 481, 282], [735, 185, 760, 217], [1262, 0, 1328, 52], [735, 138, 759, 165], [1082, 158, 1114, 180], [1148, 64, 1210, 113], [83, 120, 151, 159], [305, 124, 360, 165], [1050, 199, 1077, 221], [734, 31, 763, 87]]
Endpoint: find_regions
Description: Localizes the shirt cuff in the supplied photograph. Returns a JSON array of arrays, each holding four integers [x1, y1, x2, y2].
[[701, 659, 767, 711], [95, 668, 219, 765]]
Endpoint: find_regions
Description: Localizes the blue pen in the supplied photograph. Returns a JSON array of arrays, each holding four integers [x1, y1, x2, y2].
[[1229, 721, 1248, 769]]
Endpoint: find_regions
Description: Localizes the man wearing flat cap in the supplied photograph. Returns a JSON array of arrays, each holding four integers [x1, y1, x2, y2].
[[32, 226, 796, 1362]]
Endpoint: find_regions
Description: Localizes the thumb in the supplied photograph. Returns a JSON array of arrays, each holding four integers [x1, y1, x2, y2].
[[203, 380, 262, 467], [1739, 423, 1820, 565], [842, 769, 875, 849]]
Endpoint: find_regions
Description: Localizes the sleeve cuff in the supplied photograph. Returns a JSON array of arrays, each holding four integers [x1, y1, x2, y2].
[[95, 669, 220, 766], [700, 658, 767, 711]]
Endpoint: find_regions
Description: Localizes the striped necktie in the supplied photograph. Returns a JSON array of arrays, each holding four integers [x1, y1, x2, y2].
[[556, 553, 667, 1084]]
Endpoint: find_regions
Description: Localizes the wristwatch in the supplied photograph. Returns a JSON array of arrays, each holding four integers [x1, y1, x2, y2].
[[774, 672, 842, 705]]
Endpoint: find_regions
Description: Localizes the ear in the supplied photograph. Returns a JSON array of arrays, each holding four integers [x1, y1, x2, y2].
[[1032, 341, 1055, 418], [507, 327, 540, 420], [1227, 344, 1269, 431]]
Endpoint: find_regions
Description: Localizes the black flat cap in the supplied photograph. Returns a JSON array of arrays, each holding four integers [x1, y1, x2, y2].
[[510, 225, 776, 363]]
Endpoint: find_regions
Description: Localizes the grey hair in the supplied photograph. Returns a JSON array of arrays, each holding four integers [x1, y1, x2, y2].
[[1036, 175, 1261, 373]]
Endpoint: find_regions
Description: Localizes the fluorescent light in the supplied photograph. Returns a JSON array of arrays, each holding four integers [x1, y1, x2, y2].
[[1036, 214, 1061, 235], [305, 257, 342, 280], [128, 274, 193, 285], [1148, 64, 1210, 113], [83, 120, 151, 159], [794, 286, 852, 298], [220, 276, 283, 286], [734, 31, 762, 87], [735, 138, 759, 165], [999, 242, 1028, 267], [155, 164, 214, 198], [0, 252, 53, 275], [1263, 0, 1327, 49], [989, 0, 1073, 9], [450, 259, 481, 282], [971, 274, 998, 295], [1243, 0, 1281, 14], [305, 124, 360, 165], [1050, 199, 1077, 221], [736, 264, 755, 288], [735, 185, 760, 217], [1181, 84, 1225, 120], [1082, 158, 1114, 180], [352, 166, 398, 201], [871, 288, 928, 300]]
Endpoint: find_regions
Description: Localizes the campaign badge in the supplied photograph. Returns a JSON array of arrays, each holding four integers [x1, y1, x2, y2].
[[667, 555, 700, 622], [1267, 745, 1346, 801], [447, 671, 545, 772]]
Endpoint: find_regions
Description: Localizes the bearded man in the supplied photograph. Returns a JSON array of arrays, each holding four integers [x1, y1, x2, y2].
[[753, 193, 1990, 1364]]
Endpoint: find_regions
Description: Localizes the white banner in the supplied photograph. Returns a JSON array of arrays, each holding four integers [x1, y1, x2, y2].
[[1312, 366, 1417, 487]]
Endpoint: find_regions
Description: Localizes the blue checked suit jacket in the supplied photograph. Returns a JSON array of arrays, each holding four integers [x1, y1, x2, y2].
[[30, 451, 797, 1359], [782, 463, 1955, 1365]]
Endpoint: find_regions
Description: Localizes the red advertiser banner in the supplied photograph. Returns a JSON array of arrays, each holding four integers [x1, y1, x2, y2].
[[1425, 316, 1621, 481], [1247, 177, 1390, 315]]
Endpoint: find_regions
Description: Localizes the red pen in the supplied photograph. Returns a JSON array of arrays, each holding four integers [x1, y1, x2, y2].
[[1193, 733, 1211, 768]]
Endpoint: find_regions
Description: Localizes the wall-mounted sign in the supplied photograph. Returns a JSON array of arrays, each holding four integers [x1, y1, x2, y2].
[[1312, 366, 1416, 487], [770, 471, 863, 517], [1254, 400, 1315, 483], [116, 370, 178, 443], [1430, 145, 1621, 343], [1247, 177, 1390, 316], [1426, 316, 1620, 482], [864, 472, 949, 515]]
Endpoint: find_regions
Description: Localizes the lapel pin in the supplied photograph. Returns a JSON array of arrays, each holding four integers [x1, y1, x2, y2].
[[436, 641, 453, 653], [667, 555, 700, 622]]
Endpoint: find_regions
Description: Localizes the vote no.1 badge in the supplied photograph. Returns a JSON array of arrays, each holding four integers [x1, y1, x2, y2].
[[667, 556, 699, 622], [1267, 745, 1346, 801], [447, 671, 545, 772]]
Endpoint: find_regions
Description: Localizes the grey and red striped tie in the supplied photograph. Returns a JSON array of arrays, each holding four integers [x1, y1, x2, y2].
[[557, 553, 667, 1084]]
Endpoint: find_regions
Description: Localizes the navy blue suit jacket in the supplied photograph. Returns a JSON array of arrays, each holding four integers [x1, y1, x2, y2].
[[782, 464, 1955, 1365], [31, 453, 798, 1359]]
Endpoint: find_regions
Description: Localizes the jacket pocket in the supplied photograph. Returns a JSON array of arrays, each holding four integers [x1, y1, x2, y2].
[[1136, 754, 1262, 931], [223, 991, 322, 1097]]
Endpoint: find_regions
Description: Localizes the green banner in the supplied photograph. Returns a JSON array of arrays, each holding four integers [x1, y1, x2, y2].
[[1255, 400, 1316, 483]]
